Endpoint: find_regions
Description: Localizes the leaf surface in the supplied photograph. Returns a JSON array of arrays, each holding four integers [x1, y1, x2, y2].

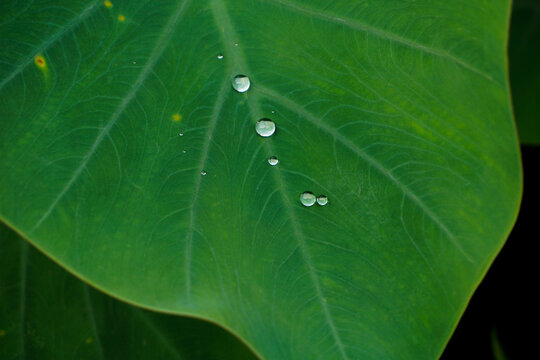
[[0, 0, 522, 359]]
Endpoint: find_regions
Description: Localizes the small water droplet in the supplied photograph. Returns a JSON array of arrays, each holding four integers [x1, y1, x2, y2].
[[217, 53, 223, 59], [132, 61, 136, 64], [271, 110, 276, 114], [182, 149, 187, 153], [255, 119, 276, 137], [300, 192, 316, 207], [201, 170, 207, 176], [178, 132, 184, 136], [234, 42, 239, 47], [232, 75, 250, 92], [316, 195, 328, 206], [268, 156, 279, 166]]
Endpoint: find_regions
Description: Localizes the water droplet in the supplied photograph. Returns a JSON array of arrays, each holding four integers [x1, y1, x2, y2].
[[268, 156, 279, 166], [232, 75, 250, 93], [178, 132, 184, 136], [316, 195, 328, 206], [182, 149, 187, 153], [255, 119, 276, 137], [271, 110, 276, 114], [217, 53, 223, 60], [300, 192, 316, 207], [201, 170, 207, 176], [132, 61, 137, 64], [234, 42, 239, 47]]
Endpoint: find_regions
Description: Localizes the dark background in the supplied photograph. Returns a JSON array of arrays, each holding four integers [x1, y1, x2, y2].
[[441, 146, 537, 359]]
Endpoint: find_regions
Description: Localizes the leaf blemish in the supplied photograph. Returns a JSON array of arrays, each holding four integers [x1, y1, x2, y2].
[[172, 113, 182, 122], [34, 54, 46, 70], [118, 14, 125, 22], [104, 0, 113, 8], [85, 337, 93, 344]]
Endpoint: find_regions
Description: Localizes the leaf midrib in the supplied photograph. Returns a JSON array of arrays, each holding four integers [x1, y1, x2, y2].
[[211, 0, 350, 358]]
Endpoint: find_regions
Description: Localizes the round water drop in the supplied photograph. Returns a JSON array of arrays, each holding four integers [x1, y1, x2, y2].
[[232, 75, 250, 92], [217, 53, 224, 59], [178, 132, 184, 136], [268, 156, 279, 166], [300, 192, 316, 207], [316, 195, 328, 206], [182, 149, 187, 153], [234, 42, 239, 47], [201, 170, 207, 176], [255, 119, 276, 137]]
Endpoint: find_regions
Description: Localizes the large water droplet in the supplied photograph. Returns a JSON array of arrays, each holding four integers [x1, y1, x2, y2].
[[255, 119, 276, 137], [316, 195, 328, 206], [232, 75, 250, 93], [268, 156, 279, 166], [300, 192, 316, 207], [217, 53, 223, 60], [201, 170, 207, 176]]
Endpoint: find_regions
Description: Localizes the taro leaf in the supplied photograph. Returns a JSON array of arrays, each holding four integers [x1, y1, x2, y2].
[[0, 222, 258, 360], [509, 0, 540, 144], [0, 0, 522, 359]]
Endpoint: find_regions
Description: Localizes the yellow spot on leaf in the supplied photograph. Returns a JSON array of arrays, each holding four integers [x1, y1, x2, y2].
[[0, 329, 5, 336], [118, 14, 125, 22], [34, 54, 46, 70], [85, 337, 93, 344], [172, 113, 182, 122], [104, 0, 113, 8]]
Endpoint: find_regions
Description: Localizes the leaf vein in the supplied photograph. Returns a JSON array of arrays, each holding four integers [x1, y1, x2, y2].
[[0, 0, 101, 92], [263, 0, 497, 84], [184, 77, 230, 301], [30, 0, 192, 232], [83, 286, 105, 360], [211, 0, 351, 358], [257, 85, 474, 263]]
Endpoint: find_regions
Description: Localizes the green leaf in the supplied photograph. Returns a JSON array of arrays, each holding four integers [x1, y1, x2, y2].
[[0, 0, 522, 359], [0, 223, 257, 359], [491, 329, 509, 360], [509, 0, 540, 144]]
